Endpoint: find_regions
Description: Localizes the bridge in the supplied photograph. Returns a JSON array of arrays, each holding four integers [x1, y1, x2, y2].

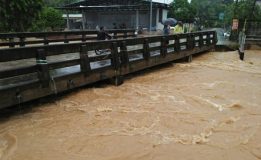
[[0, 30, 217, 109]]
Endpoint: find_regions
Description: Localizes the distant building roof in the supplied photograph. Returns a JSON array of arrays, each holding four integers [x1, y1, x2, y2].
[[58, 0, 169, 11]]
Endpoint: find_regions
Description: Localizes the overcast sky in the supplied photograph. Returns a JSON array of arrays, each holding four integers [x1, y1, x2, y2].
[[153, 0, 171, 3], [153, 0, 191, 4]]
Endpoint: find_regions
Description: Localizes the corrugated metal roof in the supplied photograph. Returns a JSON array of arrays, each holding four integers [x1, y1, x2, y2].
[[59, 0, 169, 10]]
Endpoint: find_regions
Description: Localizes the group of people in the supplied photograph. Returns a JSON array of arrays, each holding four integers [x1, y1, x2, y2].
[[96, 21, 184, 41], [163, 21, 184, 35]]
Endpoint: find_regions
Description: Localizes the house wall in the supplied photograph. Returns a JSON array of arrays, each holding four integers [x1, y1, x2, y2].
[[84, 10, 158, 30], [156, 8, 169, 30], [162, 9, 168, 21], [69, 8, 168, 30], [84, 11, 137, 29]]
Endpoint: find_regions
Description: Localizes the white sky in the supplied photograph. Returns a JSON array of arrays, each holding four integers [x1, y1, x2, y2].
[[153, 0, 171, 4], [153, 0, 191, 4]]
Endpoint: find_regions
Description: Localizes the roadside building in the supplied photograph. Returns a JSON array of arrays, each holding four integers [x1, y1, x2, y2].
[[58, 0, 169, 30], [62, 14, 83, 30]]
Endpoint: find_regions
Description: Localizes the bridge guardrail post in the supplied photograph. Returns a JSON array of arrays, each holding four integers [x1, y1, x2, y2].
[[36, 49, 50, 88], [143, 39, 150, 60], [206, 32, 211, 46], [9, 38, 15, 48], [82, 33, 86, 42], [214, 31, 218, 44], [187, 34, 194, 50], [113, 32, 118, 39], [111, 42, 120, 70], [174, 35, 180, 53], [64, 33, 69, 43], [120, 41, 129, 67], [44, 34, 49, 45], [161, 37, 168, 57], [191, 34, 195, 49], [111, 42, 123, 86], [124, 31, 128, 38], [19, 37, 25, 47], [80, 45, 91, 76], [199, 33, 204, 47]]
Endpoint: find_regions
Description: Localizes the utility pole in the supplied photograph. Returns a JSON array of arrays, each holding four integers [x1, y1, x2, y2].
[[149, 0, 152, 32]]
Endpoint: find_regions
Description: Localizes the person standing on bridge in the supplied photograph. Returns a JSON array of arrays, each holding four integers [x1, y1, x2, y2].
[[163, 25, 170, 36], [97, 26, 112, 40], [173, 21, 184, 34]]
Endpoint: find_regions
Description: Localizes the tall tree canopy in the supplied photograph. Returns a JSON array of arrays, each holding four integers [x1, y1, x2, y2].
[[44, 0, 80, 7], [168, 0, 261, 29], [0, 0, 80, 32], [30, 7, 64, 32], [168, 0, 196, 22], [190, 0, 227, 27], [0, 0, 43, 32], [233, 0, 261, 21]]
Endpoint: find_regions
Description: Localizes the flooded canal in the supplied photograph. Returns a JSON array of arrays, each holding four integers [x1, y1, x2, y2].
[[0, 50, 261, 160]]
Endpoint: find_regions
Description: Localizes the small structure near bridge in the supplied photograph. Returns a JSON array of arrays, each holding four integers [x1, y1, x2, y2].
[[58, 0, 169, 30]]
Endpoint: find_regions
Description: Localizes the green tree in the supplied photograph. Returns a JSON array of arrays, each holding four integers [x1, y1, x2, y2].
[[44, 0, 80, 7], [0, 0, 43, 32], [31, 7, 65, 31], [168, 0, 196, 22], [229, 0, 261, 39], [233, 0, 261, 21], [190, 0, 227, 27]]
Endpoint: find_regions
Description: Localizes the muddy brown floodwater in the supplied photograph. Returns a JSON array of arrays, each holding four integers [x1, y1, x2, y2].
[[0, 50, 261, 160]]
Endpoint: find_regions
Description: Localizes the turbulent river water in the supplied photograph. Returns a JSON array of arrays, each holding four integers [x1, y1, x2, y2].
[[0, 50, 260, 160]]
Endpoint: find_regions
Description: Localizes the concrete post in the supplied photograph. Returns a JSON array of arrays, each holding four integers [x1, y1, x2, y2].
[[156, 8, 159, 30], [136, 10, 139, 30], [66, 12, 70, 30], [149, 0, 152, 32], [82, 10, 86, 30]]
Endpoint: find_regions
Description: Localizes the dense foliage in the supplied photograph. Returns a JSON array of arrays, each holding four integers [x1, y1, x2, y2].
[[0, 0, 43, 32], [169, 0, 261, 29], [44, 0, 80, 7], [30, 7, 65, 32], [168, 0, 195, 23], [0, 0, 79, 32]]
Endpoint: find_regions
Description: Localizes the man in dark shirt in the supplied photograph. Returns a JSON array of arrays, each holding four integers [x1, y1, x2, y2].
[[97, 26, 112, 40]]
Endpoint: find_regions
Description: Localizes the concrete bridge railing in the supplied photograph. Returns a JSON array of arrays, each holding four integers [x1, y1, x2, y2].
[[0, 30, 217, 109], [0, 29, 136, 48]]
